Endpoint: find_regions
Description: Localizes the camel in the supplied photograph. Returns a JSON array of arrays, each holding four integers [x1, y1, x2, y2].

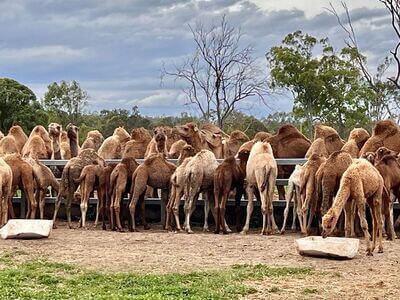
[[265, 124, 311, 200], [48, 123, 62, 159], [7, 125, 28, 153], [128, 153, 176, 231], [66, 123, 80, 157], [165, 144, 197, 231], [305, 138, 329, 158], [0, 157, 12, 226], [98, 127, 130, 159], [183, 149, 219, 233], [241, 141, 278, 235], [21, 125, 52, 159], [3, 154, 36, 219], [223, 130, 250, 158], [60, 131, 71, 159], [313, 124, 345, 155], [21, 136, 49, 159], [163, 126, 181, 151], [168, 139, 188, 159], [322, 159, 384, 256], [123, 127, 152, 159], [341, 128, 370, 158], [0, 136, 19, 155], [24, 157, 60, 219], [300, 154, 327, 234], [52, 149, 105, 228], [253, 131, 272, 142], [359, 119, 400, 156], [109, 157, 140, 231], [281, 164, 304, 234], [144, 127, 168, 158], [214, 145, 249, 234], [81, 130, 104, 152]]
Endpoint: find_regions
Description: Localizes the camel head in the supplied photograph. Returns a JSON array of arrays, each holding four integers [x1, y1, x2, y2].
[[168, 140, 187, 158], [321, 210, 339, 238], [153, 126, 167, 144], [48, 123, 62, 137], [348, 128, 370, 148], [375, 146, 397, 162], [253, 131, 271, 142], [178, 144, 195, 164], [66, 123, 79, 140], [176, 122, 198, 139], [373, 119, 399, 137], [113, 127, 130, 142]]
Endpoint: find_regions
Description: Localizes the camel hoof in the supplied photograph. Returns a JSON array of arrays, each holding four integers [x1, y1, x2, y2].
[[143, 225, 150, 230], [240, 230, 247, 235], [186, 229, 194, 234], [226, 227, 232, 233], [366, 251, 373, 256], [214, 230, 220, 234], [378, 248, 384, 253], [52, 224, 58, 229], [280, 230, 285, 235], [236, 226, 242, 233]]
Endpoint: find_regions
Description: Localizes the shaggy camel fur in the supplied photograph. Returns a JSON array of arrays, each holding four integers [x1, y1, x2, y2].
[[359, 119, 400, 156], [374, 154, 399, 240], [281, 165, 304, 233], [109, 157, 140, 231], [123, 127, 152, 159], [223, 130, 250, 158], [241, 141, 278, 235], [81, 130, 104, 152], [98, 127, 130, 159], [60, 131, 71, 159], [214, 147, 249, 234], [7, 125, 28, 153], [168, 139, 188, 158], [24, 157, 60, 219], [165, 144, 196, 231], [265, 124, 311, 200], [66, 123, 80, 157], [300, 154, 327, 234], [322, 159, 384, 256], [22, 125, 52, 158], [48, 123, 62, 159], [0, 158, 12, 226], [76, 164, 106, 229], [144, 127, 168, 158], [253, 131, 272, 142], [183, 150, 219, 233], [313, 124, 345, 155], [128, 154, 176, 231], [22, 136, 48, 159], [341, 128, 370, 158], [305, 138, 329, 158], [3, 154, 36, 219], [0, 136, 19, 155], [52, 149, 105, 228]]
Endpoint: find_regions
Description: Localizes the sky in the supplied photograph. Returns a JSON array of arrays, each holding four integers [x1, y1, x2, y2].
[[0, 0, 395, 118]]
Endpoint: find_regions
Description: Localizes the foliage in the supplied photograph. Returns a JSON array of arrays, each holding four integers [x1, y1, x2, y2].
[[267, 31, 372, 137], [43, 80, 88, 124], [262, 111, 300, 133], [0, 78, 48, 132], [0, 252, 312, 300], [223, 110, 267, 138]]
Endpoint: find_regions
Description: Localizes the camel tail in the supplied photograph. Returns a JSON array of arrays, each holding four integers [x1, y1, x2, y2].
[[260, 167, 271, 192], [109, 169, 119, 191]]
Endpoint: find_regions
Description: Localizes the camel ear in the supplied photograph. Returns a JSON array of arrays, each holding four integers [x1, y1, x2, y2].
[[193, 126, 199, 132]]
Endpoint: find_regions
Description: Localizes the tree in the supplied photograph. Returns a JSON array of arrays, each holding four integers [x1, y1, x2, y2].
[[43, 80, 88, 124], [266, 31, 372, 137], [223, 110, 266, 138], [0, 78, 48, 132], [162, 16, 268, 128], [262, 111, 300, 133]]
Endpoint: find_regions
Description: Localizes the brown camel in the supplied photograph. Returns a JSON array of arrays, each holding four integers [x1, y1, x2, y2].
[[305, 138, 329, 158], [341, 128, 370, 158], [3, 154, 36, 219], [241, 141, 278, 235], [223, 130, 250, 158], [359, 119, 400, 156], [253, 131, 272, 142], [66, 123, 80, 157], [128, 153, 176, 231], [22, 125, 52, 158], [313, 124, 345, 155], [322, 159, 384, 256], [165, 144, 196, 231], [98, 127, 130, 159], [214, 146, 249, 234], [7, 125, 28, 153], [265, 124, 311, 200], [168, 139, 188, 159], [81, 130, 104, 152], [0, 136, 19, 155], [0, 157, 12, 226], [48, 123, 62, 159], [183, 149, 219, 233], [21, 136, 48, 159], [123, 127, 152, 159], [145, 127, 168, 158], [109, 157, 140, 231], [52, 149, 105, 228], [60, 131, 71, 159]]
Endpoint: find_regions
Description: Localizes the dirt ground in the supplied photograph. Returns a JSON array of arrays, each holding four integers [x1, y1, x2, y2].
[[0, 222, 399, 299]]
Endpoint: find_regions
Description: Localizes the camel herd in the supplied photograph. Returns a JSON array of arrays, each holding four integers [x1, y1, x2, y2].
[[0, 120, 400, 255]]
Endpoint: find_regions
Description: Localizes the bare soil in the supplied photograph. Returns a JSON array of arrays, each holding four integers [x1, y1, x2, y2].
[[0, 222, 399, 299]]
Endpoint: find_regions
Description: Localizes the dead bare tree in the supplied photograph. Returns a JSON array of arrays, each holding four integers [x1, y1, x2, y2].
[[162, 16, 268, 128]]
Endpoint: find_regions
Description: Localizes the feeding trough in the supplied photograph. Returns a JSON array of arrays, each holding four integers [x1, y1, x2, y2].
[[295, 236, 359, 259], [0, 219, 53, 240]]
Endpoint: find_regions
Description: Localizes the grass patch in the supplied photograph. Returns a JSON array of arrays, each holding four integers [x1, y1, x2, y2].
[[303, 287, 318, 295], [0, 252, 312, 299]]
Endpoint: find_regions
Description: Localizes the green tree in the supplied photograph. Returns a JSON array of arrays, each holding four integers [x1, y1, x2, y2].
[[223, 110, 267, 138], [43, 80, 88, 124], [0, 78, 48, 132], [267, 31, 372, 137], [262, 111, 300, 133]]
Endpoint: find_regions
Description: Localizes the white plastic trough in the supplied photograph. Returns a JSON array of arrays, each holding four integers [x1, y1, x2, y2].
[[295, 236, 359, 259], [0, 219, 53, 239]]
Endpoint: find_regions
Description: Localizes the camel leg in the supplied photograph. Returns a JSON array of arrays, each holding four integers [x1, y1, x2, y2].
[[94, 193, 100, 227], [214, 190, 221, 234], [383, 195, 396, 240], [260, 189, 268, 235], [165, 186, 175, 231], [52, 193, 63, 228], [113, 190, 124, 231], [371, 194, 384, 254], [39, 189, 46, 220], [344, 200, 353, 238], [172, 187, 183, 231], [241, 187, 254, 234], [184, 189, 199, 234], [80, 190, 89, 229], [234, 186, 243, 232], [291, 189, 297, 231], [280, 186, 292, 234], [357, 200, 372, 256], [203, 193, 211, 232], [66, 190, 74, 229], [139, 195, 149, 230]]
